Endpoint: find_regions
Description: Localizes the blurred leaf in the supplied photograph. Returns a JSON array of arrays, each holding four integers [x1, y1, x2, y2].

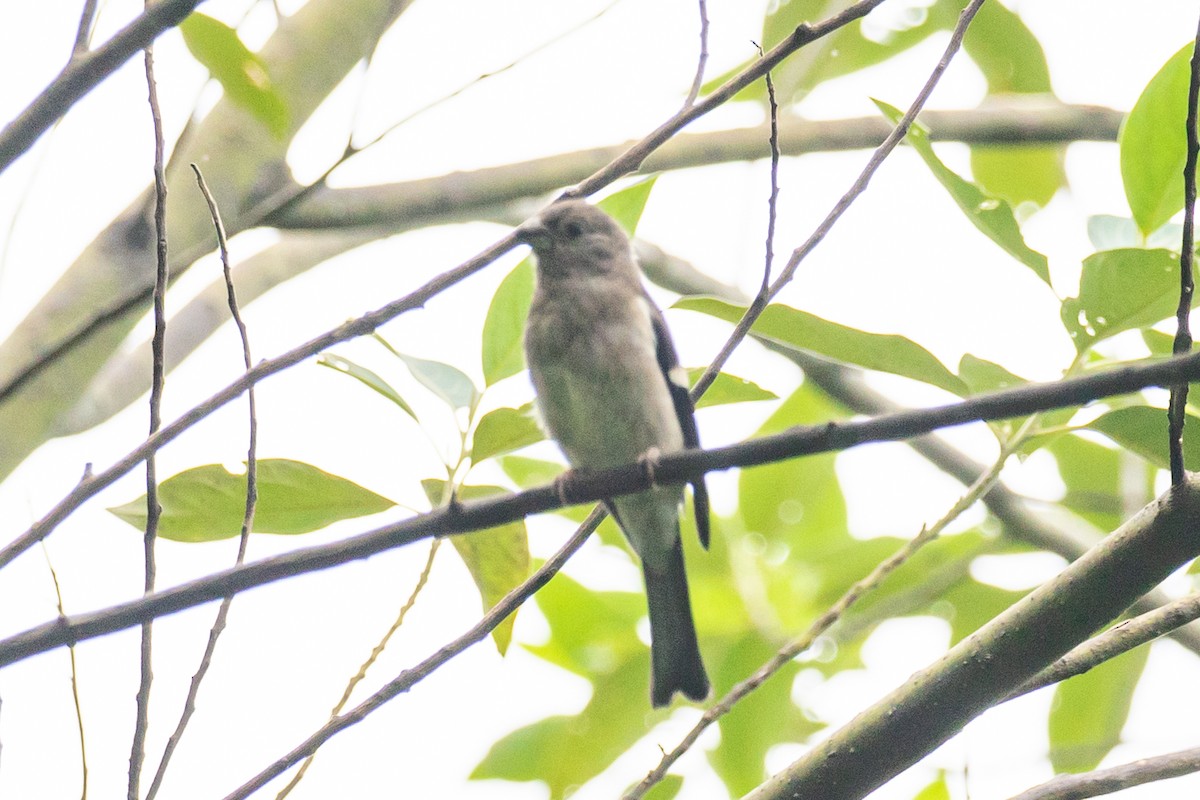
[[678, 297, 967, 396], [471, 660, 648, 796], [474, 573, 653, 795], [957, 353, 1027, 395], [1049, 645, 1149, 773], [1060, 248, 1185, 351], [472, 404, 543, 463], [1046, 435, 1126, 532], [318, 353, 416, 420], [707, 0, 959, 104], [877, 100, 1050, 284], [376, 336, 479, 411], [971, 146, 1063, 209], [499, 456, 593, 524], [1087, 214, 1185, 250], [710, 633, 816, 795], [180, 13, 290, 139], [912, 773, 952, 800], [598, 175, 657, 237], [1086, 405, 1200, 471], [424, 481, 529, 653], [639, 774, 682, 800], [962, 1, 1051, 94], [1120, 43, 1194, 235], [481, 258, 534, 386], [109, 460, 394, 542], [687, 368, 778, 408], [1142, 327, 1176, 356]]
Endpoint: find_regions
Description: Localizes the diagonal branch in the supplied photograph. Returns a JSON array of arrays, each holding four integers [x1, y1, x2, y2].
[[2, 349, 1200, 669], [0, 0, 210, 174]]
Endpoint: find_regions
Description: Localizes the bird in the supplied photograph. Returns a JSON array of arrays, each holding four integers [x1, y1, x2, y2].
[[517, 199, 710, 706]]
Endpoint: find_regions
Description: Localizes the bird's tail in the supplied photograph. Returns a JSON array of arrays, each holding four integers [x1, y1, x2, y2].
[[643, 539, 709, 707]]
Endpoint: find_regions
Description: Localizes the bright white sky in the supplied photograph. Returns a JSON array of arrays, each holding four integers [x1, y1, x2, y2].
[[2, 1, 1200, 799]]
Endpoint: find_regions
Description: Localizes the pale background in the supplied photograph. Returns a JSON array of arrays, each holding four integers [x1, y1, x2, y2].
[[1, 1, 1199, 798]]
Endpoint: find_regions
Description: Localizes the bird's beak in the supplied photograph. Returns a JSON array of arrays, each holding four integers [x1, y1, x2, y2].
[[515, 216, 548, 247]]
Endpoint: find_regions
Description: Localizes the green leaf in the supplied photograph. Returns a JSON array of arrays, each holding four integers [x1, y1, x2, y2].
[[375, 336, 479, 411], [179, 13, 290, 140], [471, 404, 543, 463], [970, 146, 1064, 209], [707, 0, 958, 104], [1049, 645, 1149, 773], [687, 368, 778, 408], [638, 775, 682, 800], [481, 258, 534, 386], [426, 481, 529, 653], [1142, 327, 1176, 356], [597, 175, 658, 237], [1060, 248, 1184, 351], [108, 460, 394, 542], [962, 1, 1051, 94], [318, 353, 416, 420], [1046, 435, 1128, 533], [1120, 43, 1195, 235], [876, 99, 1050, 283], [474, 574, 653, 795], [678, 297, 967, 396], [912, 774, 952, 800], [957, 354, 1027, 395], [1085, 405, 1200, 471]]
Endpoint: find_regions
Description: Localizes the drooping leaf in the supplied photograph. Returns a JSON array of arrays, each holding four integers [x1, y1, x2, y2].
[[678, 297, 967, 396], [109, 459, 394, 542], [481, 258, 535, 386], [471, 404, 543, 463], [687, 368, 778, 408], [318, 353, 417, 420], [877, 100, 1050, 283], [1085, 404, 1200, 471], [422, 480, 529, 652], [1120, 43, 1195, 235], [962, 1, 1051, 94], [1060, 248, 1186, 351], [375, 336, 479, 411], [1049, 645, 1149, 773], [180, 12, 290, 139]]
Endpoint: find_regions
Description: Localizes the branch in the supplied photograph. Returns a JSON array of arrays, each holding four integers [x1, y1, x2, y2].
[[0, 0, 210, 175], [272, 102, 1122, 231], [744, 477, 1200, 800], [3, 350, 1200, 667], [1008, 746, 1200, 800]]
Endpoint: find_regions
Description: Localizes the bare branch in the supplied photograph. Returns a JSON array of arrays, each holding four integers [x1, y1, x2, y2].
[[3, 350, 1200, 668], [1008, 746, 1200, 800], [0, 0, 209, 174]]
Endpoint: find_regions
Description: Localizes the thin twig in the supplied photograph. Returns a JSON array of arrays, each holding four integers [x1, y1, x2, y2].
[[70, 0, 100, 58], [275, 540, 442, 799], [221, 512, 603, 800], [0, 0, 886, 572], [692, 0, 988, 401], [1169, 22, 1200, 485], [5, 349, 1200, 668], [1008, 591, 1200, 701], [41, 545, 88, 800], [129, 30, 169, 800], [759, 42, 780, 296], [143, 166, 259, 800], [1008, 746, 1200, 800], [682, 0, 709, 108], [625, 413, 1034, 799]]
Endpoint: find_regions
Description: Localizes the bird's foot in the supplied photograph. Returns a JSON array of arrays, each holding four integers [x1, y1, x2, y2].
[[639, 446, 664, 486]]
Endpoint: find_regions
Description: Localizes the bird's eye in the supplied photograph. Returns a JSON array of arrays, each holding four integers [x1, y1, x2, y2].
[[563, 221, 583, 239]]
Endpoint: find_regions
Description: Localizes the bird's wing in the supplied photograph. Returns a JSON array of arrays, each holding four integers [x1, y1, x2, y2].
[[646, 295, 711, 549]]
